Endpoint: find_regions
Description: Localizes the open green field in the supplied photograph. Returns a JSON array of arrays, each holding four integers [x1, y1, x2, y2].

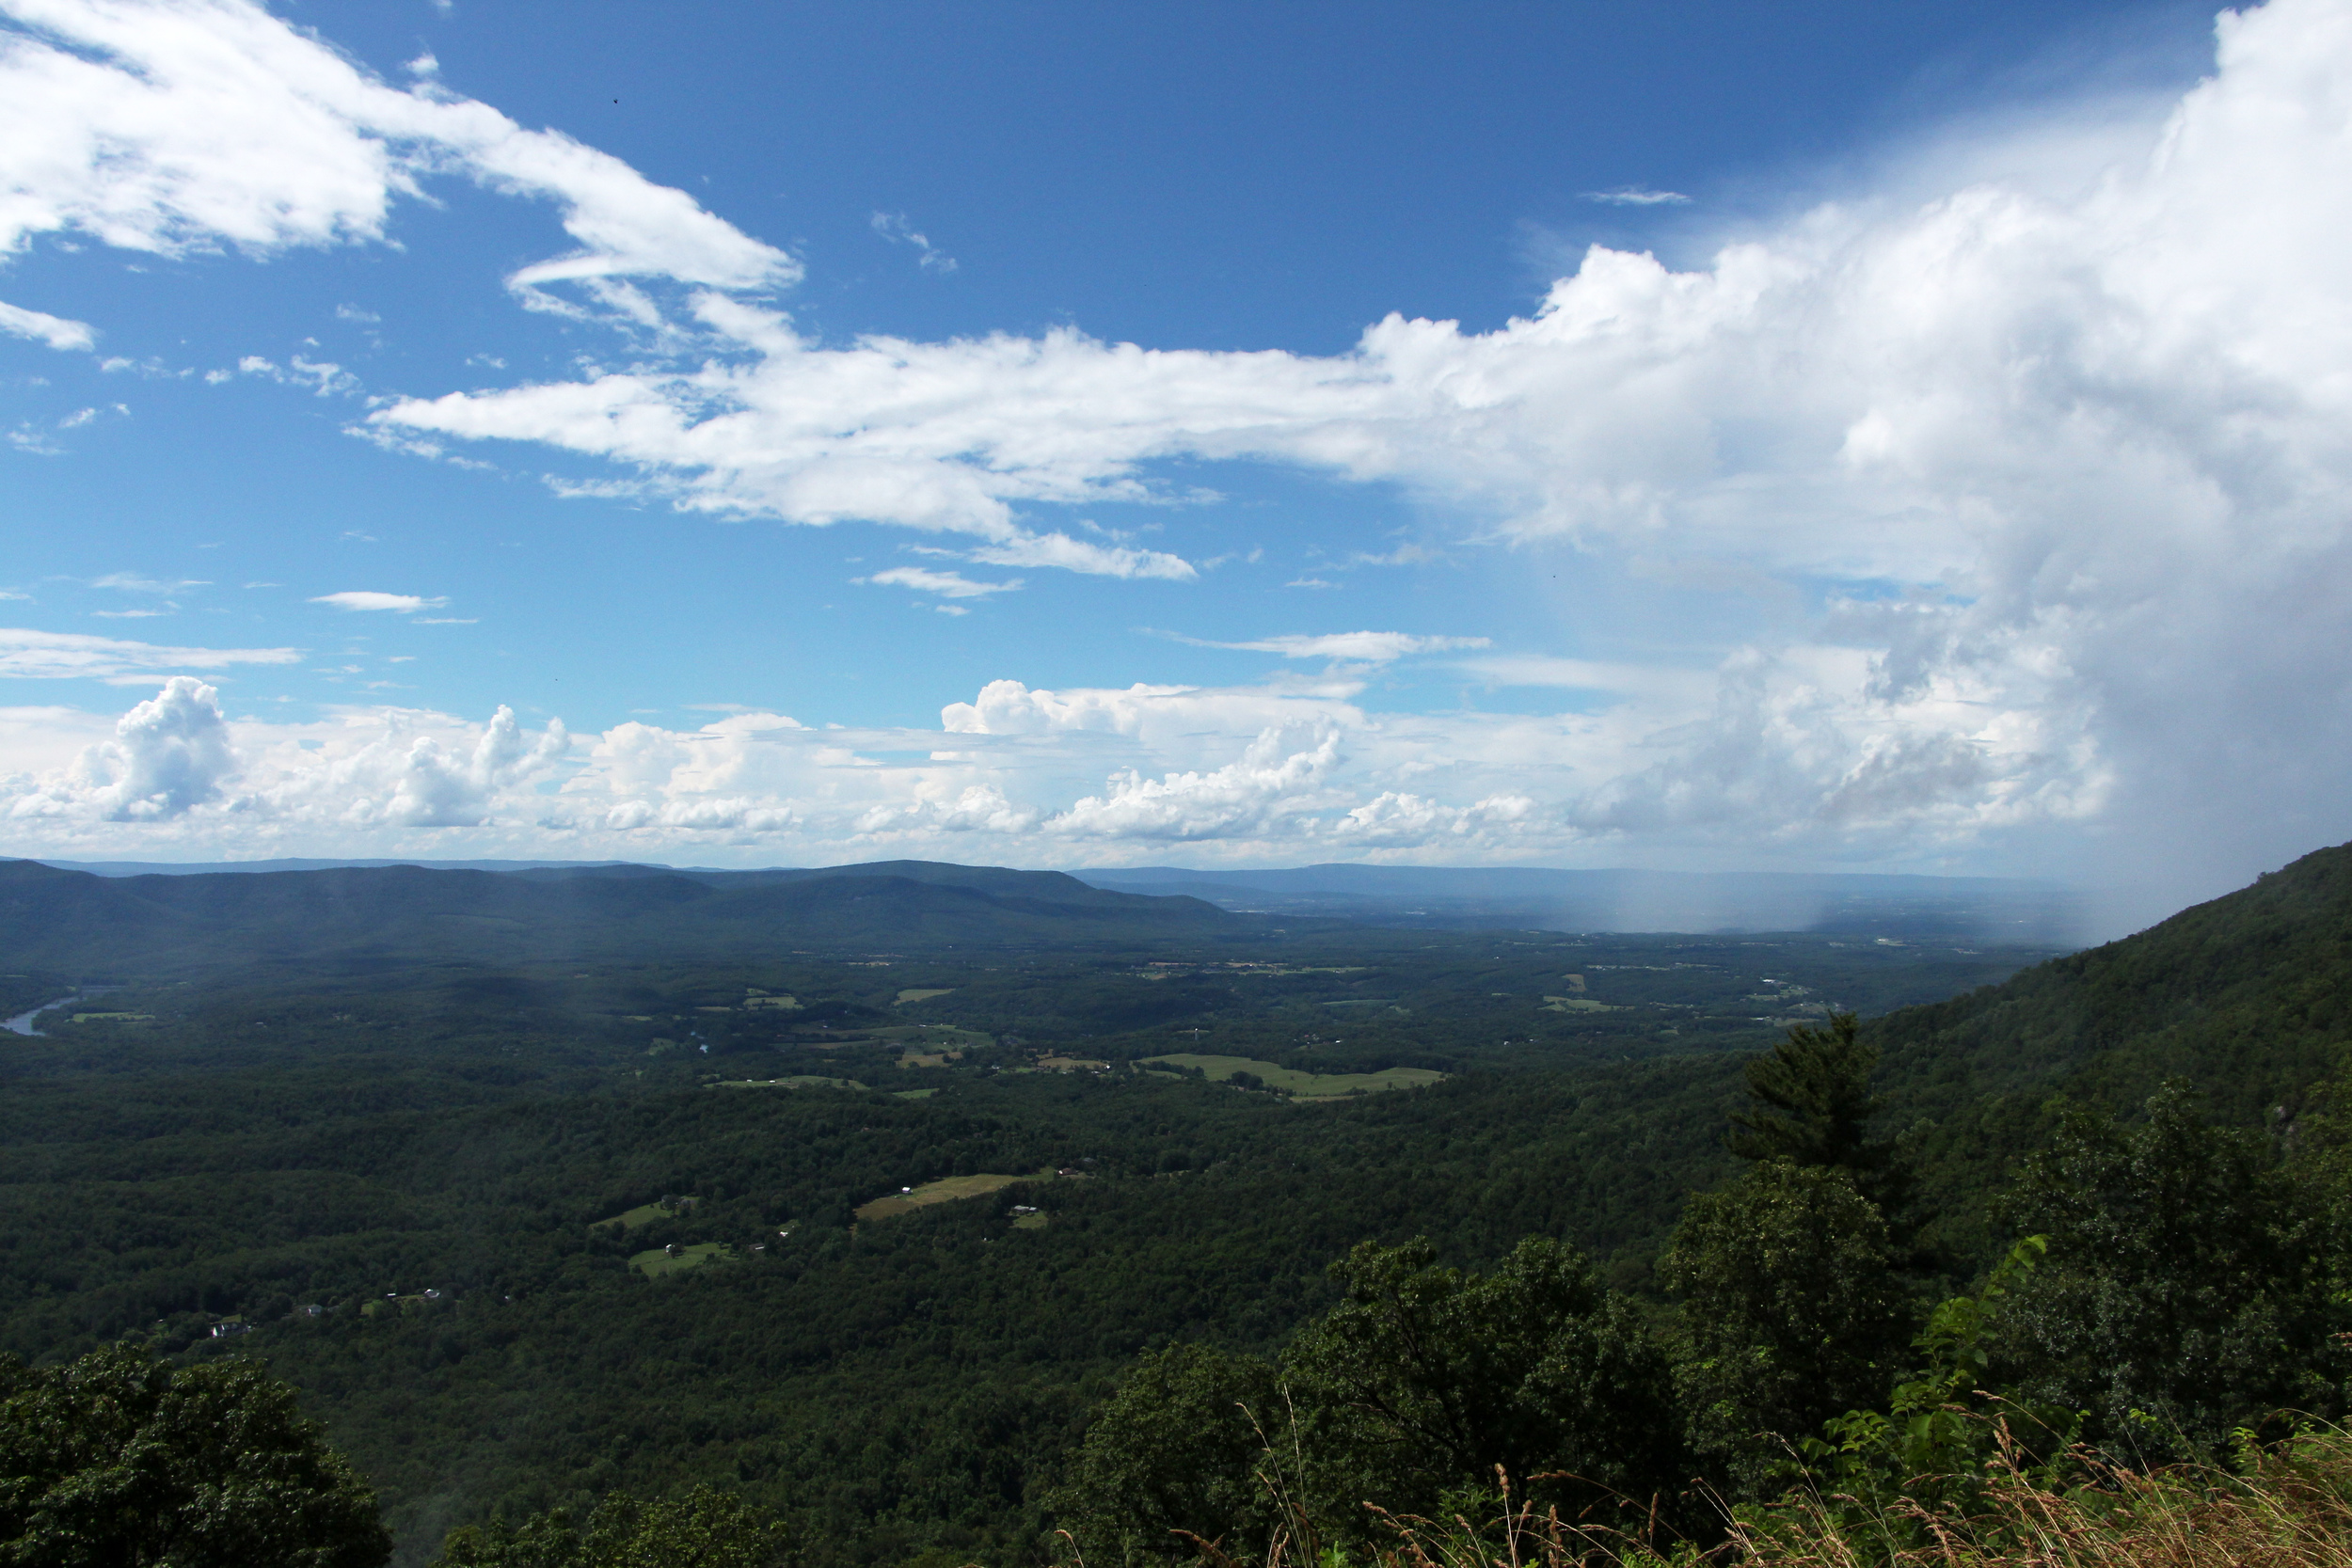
[[881, 1023, 993, 1043], [894, 988, 956, 1005], [1543, 995, 1623, 1012], [1139, 1053, 1446, 1099], [590, 1197, 699, 1232], [629, 1242, 733, 1277], [853, 1172, 1028, 1222], [711, 1075, 865, 1091]]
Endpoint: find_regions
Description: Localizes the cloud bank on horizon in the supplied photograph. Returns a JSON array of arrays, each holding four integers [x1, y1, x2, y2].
[[3, 0, 2351, 918]]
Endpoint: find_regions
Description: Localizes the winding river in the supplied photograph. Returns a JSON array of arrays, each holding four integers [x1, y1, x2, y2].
[[3, 997, 77, 1037]]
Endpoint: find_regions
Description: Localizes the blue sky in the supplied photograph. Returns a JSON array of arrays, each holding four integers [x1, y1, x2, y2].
[[3, 0, 2345, 911]]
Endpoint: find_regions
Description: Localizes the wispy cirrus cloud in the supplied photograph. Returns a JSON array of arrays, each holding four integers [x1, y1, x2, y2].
[[0, 297, 94, 350], [0, 626, 299, 681], [94, 572, 207, 594], [964, 531, 1195, 580], [1455, 654, 1711, 702], [871, 211, 957, 274], [859, 567, 1020, 599], [228, 354, 359, 397], [8, 403, 124, 454], [1343, 543, 1440, 568], [1167, 630, 1491, 663], [1581, 186, 1691, 206], [310, 591, 449, 613]]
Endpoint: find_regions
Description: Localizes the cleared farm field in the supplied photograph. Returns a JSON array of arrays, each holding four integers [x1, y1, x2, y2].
[[630, 1242, 732, 1277], [711, 1075, 865, 1091], [894, 989, 955, 1005], [591, 1196, 699, 1233], [854, 1173, 1027, 1222], [1139, 1053, 1444, 1099], [1543, 995, 1623, 1012]]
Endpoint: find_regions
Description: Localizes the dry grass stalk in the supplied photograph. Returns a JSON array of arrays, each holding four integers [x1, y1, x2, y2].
[[1735, 1427, 2352, 1568], [1346, 1431, 2352, 1568]]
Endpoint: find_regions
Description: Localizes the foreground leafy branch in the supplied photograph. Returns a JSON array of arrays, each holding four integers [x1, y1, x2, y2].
[[0, 1344, 391, 1568]]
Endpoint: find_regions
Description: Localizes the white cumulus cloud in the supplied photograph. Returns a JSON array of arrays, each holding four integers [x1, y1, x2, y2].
[[74, 675, 238, 819], [14, 0, 2352, 900], [358, 0, 2352, 900], [0, 677, 1587, 862], [2, 684, 570, 833], [1053, 725, 1342, 842], [0, 0, 796, 336]]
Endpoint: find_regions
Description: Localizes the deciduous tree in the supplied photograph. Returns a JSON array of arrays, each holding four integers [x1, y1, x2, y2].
[[1993, 1081, 2351, 1457], [1281, 1237, 1681, 1536], [0, 1344, 389, 1568], [1045, 1344, 1279, 1568], [1661, 1161, 1908, 1496], [430, 1485, 791, 1568]]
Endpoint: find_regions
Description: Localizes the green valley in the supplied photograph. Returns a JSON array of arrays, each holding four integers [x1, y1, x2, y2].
[[0, 849, 2346, 1568]]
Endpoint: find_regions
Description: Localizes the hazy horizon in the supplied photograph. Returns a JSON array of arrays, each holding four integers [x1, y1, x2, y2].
[[21, 849, 2127, 945]]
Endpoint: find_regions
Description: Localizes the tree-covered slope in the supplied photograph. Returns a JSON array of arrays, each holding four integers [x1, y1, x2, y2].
[[1865, 840, 2352, 1251], [1874, 841, 2352, 1114], [0, 860, 1250, 973]]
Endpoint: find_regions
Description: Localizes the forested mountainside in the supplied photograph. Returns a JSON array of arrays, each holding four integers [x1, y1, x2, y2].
[[0, 858, 1246, 971], [1865, 839, 2352, 1254], [1875, 839, 2352, 1117], [0, 847, 2346, 1566]]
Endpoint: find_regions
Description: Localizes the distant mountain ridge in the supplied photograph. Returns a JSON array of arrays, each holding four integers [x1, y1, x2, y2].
[[37, 857, 648, 877], [0, 859, 1249, 974], [1079, 863, 2086, 942], [35, 856, 2090, 941]]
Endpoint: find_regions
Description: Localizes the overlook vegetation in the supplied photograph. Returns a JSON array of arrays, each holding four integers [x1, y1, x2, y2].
[[0, 846, 2348, 1567]]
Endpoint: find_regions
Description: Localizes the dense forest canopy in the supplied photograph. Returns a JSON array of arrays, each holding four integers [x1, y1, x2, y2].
[[0, 845, 2348, 1566]]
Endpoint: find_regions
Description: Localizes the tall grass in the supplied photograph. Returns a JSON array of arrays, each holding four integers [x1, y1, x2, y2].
[[1095, 1426, 2352, 1568], [1731, 1426, 2352, 1568]]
